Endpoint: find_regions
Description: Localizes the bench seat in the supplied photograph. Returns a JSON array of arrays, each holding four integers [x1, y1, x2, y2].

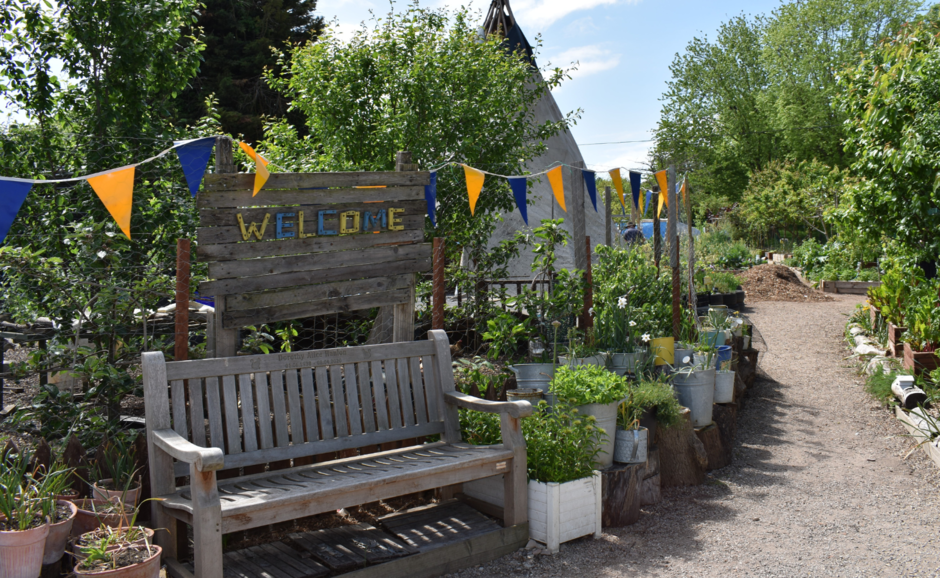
[[158, 442, 513, 533]]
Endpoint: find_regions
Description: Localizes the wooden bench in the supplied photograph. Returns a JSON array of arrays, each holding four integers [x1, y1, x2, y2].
[[143, 330, 531, 578]]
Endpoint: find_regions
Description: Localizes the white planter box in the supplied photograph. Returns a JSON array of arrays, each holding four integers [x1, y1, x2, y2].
[[462, 471, 602, 553]]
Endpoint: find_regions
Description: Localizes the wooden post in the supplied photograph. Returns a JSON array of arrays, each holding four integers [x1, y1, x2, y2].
[[653, 184, 661, 274], [211, 136, 238, 357], [432, 238, 446, 331], [569, 161, 587, 271], [684, 176, 697, 323], [604, 186, 612, 246], [667, 165, 680, 341], [582, 236, 593, 330], [393, 151, 417, 343], [175, 239, 190, 361]]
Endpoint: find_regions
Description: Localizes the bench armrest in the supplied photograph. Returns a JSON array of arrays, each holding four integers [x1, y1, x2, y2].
[[444, 391, 533, 418], [153, 429, 225, 472]]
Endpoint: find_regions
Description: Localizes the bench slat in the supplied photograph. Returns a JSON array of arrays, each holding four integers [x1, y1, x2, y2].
[[254, 372, 274, 449], [269, 371, 290, 447], [238, 374, 259, 452], [409, 357, 428, 426], [222, 375, 242, 454], [285, 370, 304, 445], [300, 368, 319, 443], [329, 365, 348, 438], [344, 364, 362, 436], [357, 362, 376, 434], [315, 367, 333, 439], [384, 360, 403, 430], [205, 377, 226, 452], [371, 360, 389, 431], [164, 341, 436, 381], [189, 378, 207, 447], [396, 358, 416, 428], [171, 380, 188, 437]]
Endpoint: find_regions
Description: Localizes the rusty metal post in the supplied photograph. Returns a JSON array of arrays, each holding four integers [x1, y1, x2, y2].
[[175, 239, 191, 360], [582, 236, 594, 331], [667, 166, 681, 342], [432, 238, 445, 330]]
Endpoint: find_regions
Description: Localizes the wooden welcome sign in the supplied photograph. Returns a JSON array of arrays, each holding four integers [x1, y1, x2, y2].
[[196, 169, 431, 354]]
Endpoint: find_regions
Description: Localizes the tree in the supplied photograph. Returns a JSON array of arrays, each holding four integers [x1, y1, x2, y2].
[[175, 0, 324, 143], [262, 3, 576, 246], [836, 11, 940, 259]]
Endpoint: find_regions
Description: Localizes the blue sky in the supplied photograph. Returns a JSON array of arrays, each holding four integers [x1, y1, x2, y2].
[[325, 0, 784, 172]]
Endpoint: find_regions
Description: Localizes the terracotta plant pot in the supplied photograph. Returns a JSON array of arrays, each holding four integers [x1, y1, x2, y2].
[[74, 544, 162, 578], [43, 500, 78, 565], [74, 527, 155, 562], [92, 480, 140, 506], [0, 522, 50, 578], [71, 500, 133, 538]]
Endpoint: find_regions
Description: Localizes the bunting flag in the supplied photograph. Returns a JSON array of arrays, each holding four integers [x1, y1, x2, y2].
[[582, 169, 598, 212], [657, 189, 665, 218], [462, 164, 485, 215], [88, 166, 136, 239], [239, 141, 270, 196], [629, 171, 642, 213], [681, 177, 688, 205], [547, 165, 566, 212], [174, 137, 216, 197], [424, 171, 437, 227], [644, 190, 652, 216], [0, 179, 32, 245], [654, 170, 669, 209], [609, 169, 625, 207], [508, 177, 529, 225]]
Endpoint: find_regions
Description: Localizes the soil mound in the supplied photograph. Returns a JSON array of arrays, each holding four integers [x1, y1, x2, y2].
[[739, 264, 833, 302]]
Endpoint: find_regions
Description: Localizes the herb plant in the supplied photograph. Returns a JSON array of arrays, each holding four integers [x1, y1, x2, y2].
[[551, 365, 630, 406]]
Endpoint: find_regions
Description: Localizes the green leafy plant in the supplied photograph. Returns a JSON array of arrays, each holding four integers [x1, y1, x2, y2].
[[482, 314, 529, 362], [618, 377, 684, 430], [905, 278, 940, 352], [550, 365, 630, 406]]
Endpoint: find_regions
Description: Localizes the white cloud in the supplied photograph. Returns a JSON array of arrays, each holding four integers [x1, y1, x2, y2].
[[565, 17, 599, 36], [552, 45, 621, 78], [512, 0, 640, 32]]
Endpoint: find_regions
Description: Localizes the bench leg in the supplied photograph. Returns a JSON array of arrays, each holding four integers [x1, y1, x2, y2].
[[153, 504, 179, 562], [190, 467, 223, 578], [500, 414, 527, 527]]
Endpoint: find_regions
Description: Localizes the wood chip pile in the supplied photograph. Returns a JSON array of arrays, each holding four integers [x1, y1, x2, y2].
[[739, 264, 833, 302]]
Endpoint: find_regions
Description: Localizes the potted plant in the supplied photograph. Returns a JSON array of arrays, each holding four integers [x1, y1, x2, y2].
[[870, 264, 917, 356], [72, 499, 134, 537], [673, 348, 717, 427], [74, 499, 157, 563], [559, 327, 606, 367], [633, 376, 685, 441], [74, 538, 161, 578], [902, 278, 940, 374], [614, 389, 648, 464], [36, 464, 79, 566], [714, 354, 736, 404], [551, 365, 630, 468], [594, 291, 650, 376], [0, 451, 50, 578], [91, 439, 141, 507]]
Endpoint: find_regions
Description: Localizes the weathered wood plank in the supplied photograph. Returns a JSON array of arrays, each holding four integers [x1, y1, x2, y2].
[[357, 362, 376, 434], [203, 172, 430, 191], [315, 367, 334, 440], [197, 186, 425, 209], [254, 373, 274, 450], [238, 374, 259, 452], [385, 360, 404, 430], [171, 380, 188, 437], [300, 368, 319, 443], [199, 256, 431, 297], [226, 275, 413, 312], [222, 375, 242, 454], [166, 341, 435, 381], [199, 200, 425, 229], [209, 243, 430, 282], [285, 370, 304, 445], [197, 229, 423, 263], [420, 356, 441, 424], [198, 215, 425, 246], [409, 357, 428, 426], [330, 365, 349, 438], [269, 371, 290, 447], [189, 378, 207, 447], [205, 377, 226, 452], [344, 364, 363, 436], [371, 360, 390, 431], [223, 288, 413, 330], [397, 358, 416, 428]]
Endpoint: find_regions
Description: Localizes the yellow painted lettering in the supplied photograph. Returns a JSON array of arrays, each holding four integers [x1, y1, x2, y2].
[[388, 208, 405, 231], [340, 211, 360, 234], [298, 211, 314, 238], [236, 213, 271, 241]]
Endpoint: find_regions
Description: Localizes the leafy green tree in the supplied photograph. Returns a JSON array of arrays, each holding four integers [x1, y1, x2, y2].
[[176, 0, 324, 143], [837, 10, 940, 259]]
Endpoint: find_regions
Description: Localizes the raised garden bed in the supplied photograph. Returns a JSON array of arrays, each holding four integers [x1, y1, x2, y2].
[[903, 342, 939, 375], [820, 280, 881, 295]]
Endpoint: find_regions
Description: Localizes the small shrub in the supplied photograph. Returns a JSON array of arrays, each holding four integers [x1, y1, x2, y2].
[[551, 365, 630, 406]]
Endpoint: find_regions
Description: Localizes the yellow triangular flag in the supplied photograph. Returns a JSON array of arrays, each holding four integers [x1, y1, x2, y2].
[[547, 166, 566, 212], [658, 190, 665, 218], [639, 190, 645, 215], [462, 164, 485, 215], [239, 142, 271, 196], [609, 169, 625, 208], [88, 166, 135, 239], [654, 170, 668, 209]]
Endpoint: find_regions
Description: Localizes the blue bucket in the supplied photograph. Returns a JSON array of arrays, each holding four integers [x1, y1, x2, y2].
[[715, 345, 732, 370]]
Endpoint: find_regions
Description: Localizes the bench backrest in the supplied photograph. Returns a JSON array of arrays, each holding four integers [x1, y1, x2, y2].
[[143, 332, 456, 473]]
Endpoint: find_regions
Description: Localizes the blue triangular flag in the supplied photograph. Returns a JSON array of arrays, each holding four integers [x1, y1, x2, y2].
[[629, 171, 642, 212], [174, 137, 216, 197], [0, 179, 32, 245], [424, 171, 437, 227], [581, 170, 597, 212], [508, 177, 528, 225], [645, 190, 653, 216]]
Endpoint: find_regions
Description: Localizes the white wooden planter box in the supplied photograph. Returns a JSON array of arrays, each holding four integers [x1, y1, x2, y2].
[[462, 471, 602, 553]]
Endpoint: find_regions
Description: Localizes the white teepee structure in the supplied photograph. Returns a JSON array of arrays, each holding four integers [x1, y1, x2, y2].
[[483, 0, 609, 279]]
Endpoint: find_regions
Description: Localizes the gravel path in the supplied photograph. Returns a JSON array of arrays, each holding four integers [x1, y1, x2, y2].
[[453, 295, 940, 578]]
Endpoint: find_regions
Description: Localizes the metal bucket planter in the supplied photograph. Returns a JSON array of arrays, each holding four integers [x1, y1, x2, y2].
[[576, 401, 620, 469], [508, 364, 554, 394], [506, 388, 543, 404], [43, 500, 77, 565], [609, 351, 647, 376], [0, 523, 49, 578], [650, 337, 674, 366], [674, 344, 694, 368], [614, 427, 649, 464], [708, 305, 729, 320], [559, 354, 607, 367], [673, 368, 716, 427], [715, 345, 733, 370], [700, 330, 726, 347], [714, 370, 735, 403]]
